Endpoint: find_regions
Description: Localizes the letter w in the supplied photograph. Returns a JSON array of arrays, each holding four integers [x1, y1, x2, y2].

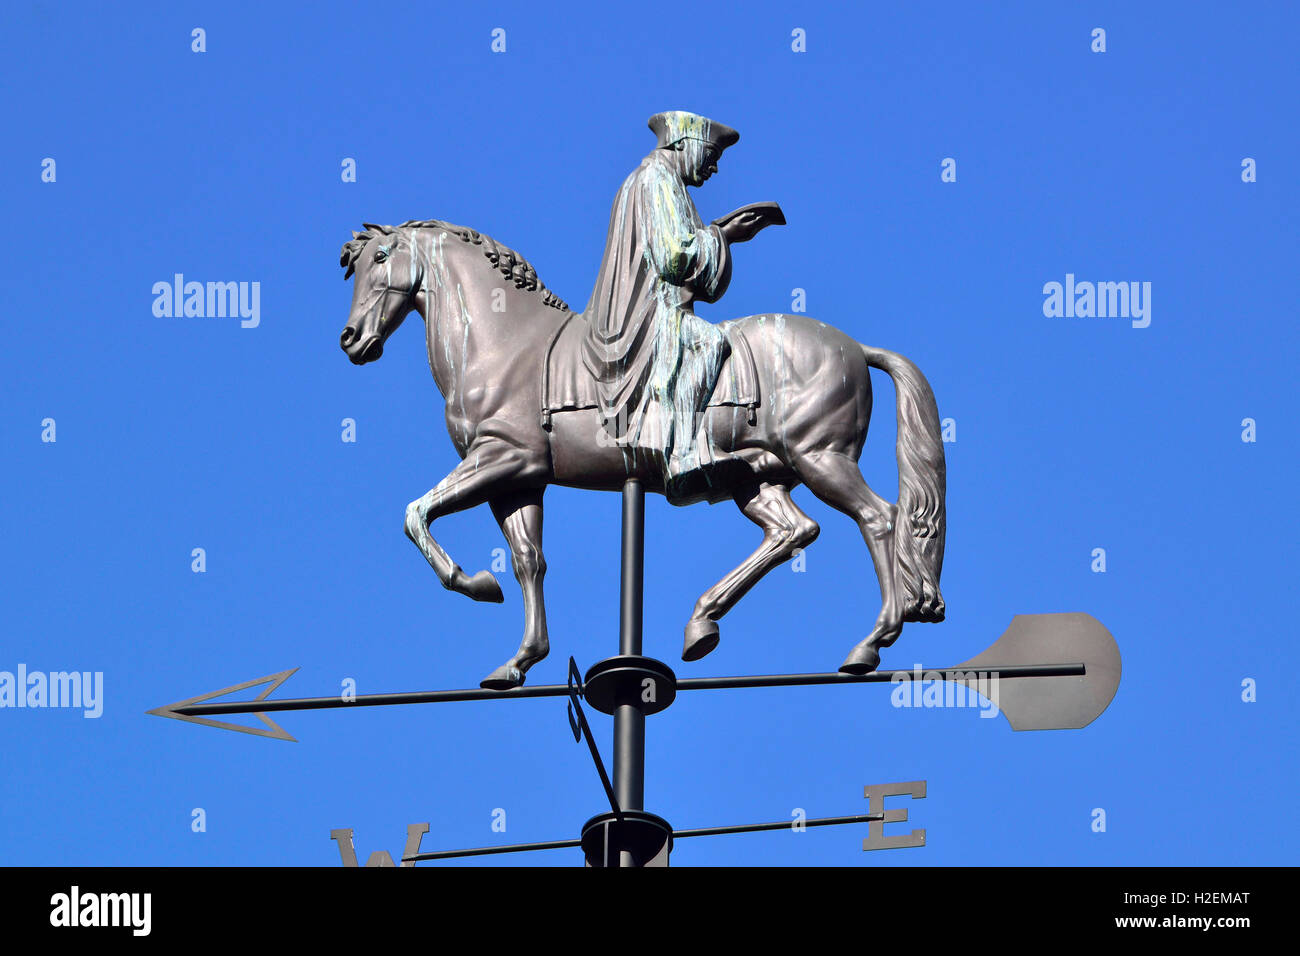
[[330, 824, 429, 867]]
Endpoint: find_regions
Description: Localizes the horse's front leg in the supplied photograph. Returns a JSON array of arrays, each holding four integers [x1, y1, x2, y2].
[[403, 438, 543, 604], [479, 489, 550, 690]]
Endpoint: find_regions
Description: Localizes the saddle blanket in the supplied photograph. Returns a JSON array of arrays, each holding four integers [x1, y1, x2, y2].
[[541, 313, 759, 429]]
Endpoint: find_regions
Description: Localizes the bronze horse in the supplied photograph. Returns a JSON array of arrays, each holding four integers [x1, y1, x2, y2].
[[339, 220, 946, 688]]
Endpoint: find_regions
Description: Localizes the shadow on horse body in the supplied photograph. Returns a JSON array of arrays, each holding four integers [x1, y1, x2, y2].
[[339, 220, 946, 688]]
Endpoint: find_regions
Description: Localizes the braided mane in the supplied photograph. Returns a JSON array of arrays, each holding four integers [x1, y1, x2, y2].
[[340, 220, 571, 312]]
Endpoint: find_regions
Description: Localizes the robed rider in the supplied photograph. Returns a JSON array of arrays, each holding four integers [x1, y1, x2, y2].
[[580, 110, 776, 503]]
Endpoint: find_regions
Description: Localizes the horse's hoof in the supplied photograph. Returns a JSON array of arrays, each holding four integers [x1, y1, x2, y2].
[[480, 664, 525, 690], [839, 644, 881, 675], [683, 618, 720, 662], [463, 570, 505, 604]]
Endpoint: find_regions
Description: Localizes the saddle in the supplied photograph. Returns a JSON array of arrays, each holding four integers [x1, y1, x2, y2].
[[540, 313, 759, 431]]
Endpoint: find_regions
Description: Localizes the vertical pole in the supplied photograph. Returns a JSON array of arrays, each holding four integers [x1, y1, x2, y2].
[[614, 478, 646, 865], [618, 478, 645, 659]]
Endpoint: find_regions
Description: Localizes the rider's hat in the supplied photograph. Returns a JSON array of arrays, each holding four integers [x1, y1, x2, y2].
[[648, 111, 739, 153]]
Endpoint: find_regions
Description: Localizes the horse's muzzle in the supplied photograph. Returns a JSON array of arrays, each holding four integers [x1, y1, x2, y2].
[[341, 330, 383, 364]]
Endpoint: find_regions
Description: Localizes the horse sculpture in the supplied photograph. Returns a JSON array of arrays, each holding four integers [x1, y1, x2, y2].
[[339, 219, 946, 688]]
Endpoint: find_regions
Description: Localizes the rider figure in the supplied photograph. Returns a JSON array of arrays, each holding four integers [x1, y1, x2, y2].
[[580, 110, 768, 503]]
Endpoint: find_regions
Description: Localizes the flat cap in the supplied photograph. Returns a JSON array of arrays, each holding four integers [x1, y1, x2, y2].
[[648, 111, 739, 151]]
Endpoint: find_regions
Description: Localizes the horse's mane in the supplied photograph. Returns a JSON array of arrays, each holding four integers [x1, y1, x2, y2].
[[340, 220, 571, 313]]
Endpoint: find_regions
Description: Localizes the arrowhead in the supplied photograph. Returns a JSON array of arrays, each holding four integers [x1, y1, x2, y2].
[[951, 613, 1121, 731], [147, 669, 300, 741]]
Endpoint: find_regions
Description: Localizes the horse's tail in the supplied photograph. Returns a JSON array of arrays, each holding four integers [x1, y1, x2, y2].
[[861, 343, 947, 622]]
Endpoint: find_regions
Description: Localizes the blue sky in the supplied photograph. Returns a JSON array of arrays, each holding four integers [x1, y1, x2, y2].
[[2, 1, 1295, 866]]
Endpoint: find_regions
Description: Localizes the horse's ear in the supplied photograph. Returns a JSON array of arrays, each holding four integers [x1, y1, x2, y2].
[[351, 231, 363, 239], [362, 222, 392, 235]]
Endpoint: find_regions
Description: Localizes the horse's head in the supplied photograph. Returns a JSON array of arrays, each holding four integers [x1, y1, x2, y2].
[[338, 223, 422, 365]]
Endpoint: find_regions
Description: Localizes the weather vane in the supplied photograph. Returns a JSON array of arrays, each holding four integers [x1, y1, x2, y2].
[[150, 110, 1121, 866]]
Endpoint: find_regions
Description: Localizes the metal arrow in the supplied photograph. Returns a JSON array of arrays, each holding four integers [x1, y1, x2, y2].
[[146, 613, 1119, 739], [145, 668, 301, 741], [147, 671, 574, 739]]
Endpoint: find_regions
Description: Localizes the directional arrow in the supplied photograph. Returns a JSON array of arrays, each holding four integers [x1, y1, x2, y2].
[[146, 613, 1120, 739], [146, 671, 574, 740], [146, 669, 301, 741]]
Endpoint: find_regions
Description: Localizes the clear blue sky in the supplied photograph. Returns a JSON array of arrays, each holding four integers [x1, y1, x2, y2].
[[2, 1, 1295, 866]]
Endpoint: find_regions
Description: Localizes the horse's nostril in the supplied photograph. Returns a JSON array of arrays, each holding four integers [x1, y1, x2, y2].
[[340, 327, 357, 347]]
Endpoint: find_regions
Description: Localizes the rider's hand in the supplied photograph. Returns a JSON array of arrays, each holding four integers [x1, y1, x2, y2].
[[719, 212, 764, 245]]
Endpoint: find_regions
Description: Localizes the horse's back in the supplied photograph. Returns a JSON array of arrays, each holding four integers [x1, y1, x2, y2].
[[546, 311, 873, 488], [724, 313, 873, 461]]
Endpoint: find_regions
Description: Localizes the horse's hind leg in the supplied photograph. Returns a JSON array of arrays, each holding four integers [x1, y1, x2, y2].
[[480, 489, 550, 690], [790, 449, 902, 674], [683, 480, 819, 662]]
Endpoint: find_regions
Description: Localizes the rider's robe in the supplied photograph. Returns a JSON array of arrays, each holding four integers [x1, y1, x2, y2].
[[580, 149, 732, 461]]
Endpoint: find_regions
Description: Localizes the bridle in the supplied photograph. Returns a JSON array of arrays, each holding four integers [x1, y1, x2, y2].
[[356, 280, 415, 331], [352, 237, 424, 335]]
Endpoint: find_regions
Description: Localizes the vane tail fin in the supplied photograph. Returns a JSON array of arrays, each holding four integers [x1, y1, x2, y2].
[[861, 344, 946, 622]]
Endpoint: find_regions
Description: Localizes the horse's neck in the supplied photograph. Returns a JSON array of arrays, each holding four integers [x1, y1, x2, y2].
[[410, 231, 472, 398], [411, 230, 559, 399]]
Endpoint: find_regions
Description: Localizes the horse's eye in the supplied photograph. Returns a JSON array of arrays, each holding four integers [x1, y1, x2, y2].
[[375, 247, 389, 262]]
